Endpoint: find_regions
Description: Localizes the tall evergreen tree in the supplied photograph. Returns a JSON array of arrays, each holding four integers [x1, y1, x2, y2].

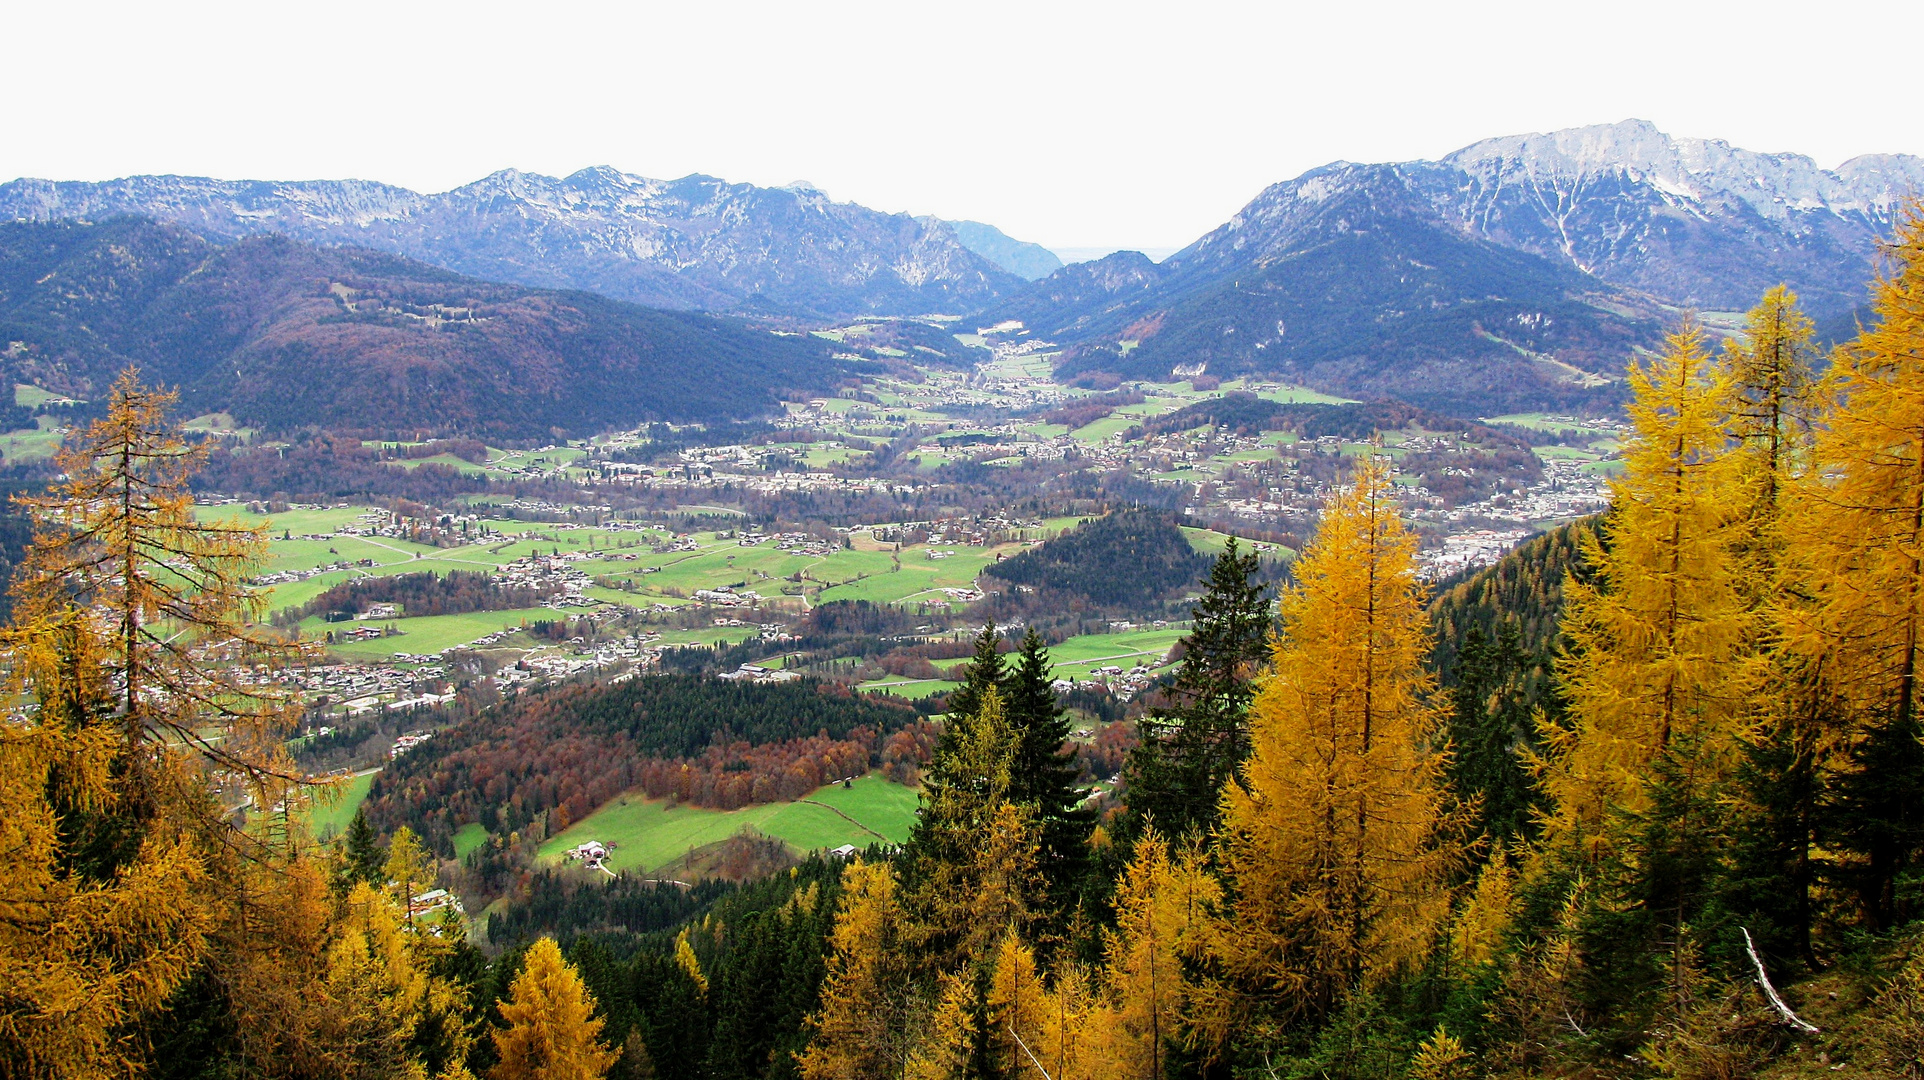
[[943, 623, 1009, 728], [1003, 629, 1092, 912], [1124, 536, 1272, 840], [1446, 621, 1541, 844], [341, 808, 386, 888]]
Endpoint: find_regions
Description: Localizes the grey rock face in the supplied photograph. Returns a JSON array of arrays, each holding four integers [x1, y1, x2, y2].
[[0, 168, 1026, 318], [1178, 119, 1923, 317]]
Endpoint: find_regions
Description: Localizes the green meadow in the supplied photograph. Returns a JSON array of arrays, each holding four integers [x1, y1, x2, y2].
[[535, 774, 920, 873], [312, 608, 560, 658], [304, 769, 378, 842]]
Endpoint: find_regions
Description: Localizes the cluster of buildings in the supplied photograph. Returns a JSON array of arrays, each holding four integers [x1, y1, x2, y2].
[[388, 730, 434, 757], [1410, 455, 1612, 527], [1054, 659, 1166, 703], [1417, 528, 1536, 580], [716, 663, 803, 684]]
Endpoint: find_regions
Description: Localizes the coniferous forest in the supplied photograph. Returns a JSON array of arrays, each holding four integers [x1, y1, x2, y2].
[[9, 195, 1924, 1080]]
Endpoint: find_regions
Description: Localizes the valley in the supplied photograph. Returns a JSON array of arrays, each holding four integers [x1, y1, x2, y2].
[[8, 110, 1924, 1080]]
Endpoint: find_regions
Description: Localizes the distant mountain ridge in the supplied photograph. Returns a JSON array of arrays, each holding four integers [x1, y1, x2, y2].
[[0, 218, 848, 438], [1000, 120, 1924, 412], [0, 168, 1032, 318], [941, 220, 1064, 280]]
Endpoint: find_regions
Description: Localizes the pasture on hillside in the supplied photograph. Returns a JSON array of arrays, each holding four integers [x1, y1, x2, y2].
[[535, 773, 920, 874]]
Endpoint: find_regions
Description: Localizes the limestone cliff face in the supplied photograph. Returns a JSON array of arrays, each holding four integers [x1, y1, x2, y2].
[[1431, 119, 1924, 313]]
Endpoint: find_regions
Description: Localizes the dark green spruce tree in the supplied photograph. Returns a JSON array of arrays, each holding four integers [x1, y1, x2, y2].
[[1446, 621, 1543, 845], [942, 623, 1008, 731], [340, 808, 385, 888], [1003, 629, 1093, 923], [935, 625, 1090, 899], [1124, 536, 1272, 840]]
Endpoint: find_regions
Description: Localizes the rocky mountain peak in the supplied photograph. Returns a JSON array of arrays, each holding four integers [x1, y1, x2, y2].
[[1443, 119, 1924, 222]]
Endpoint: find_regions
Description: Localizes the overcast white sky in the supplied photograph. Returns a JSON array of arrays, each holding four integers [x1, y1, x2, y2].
[[5, 0, 1919, 256]]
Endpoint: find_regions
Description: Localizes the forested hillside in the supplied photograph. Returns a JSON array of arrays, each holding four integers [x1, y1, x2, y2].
[[280, 569, 556, 624], [1427, 514, 1602, 680], [0, 217, 848, 437], [362, 674, 917, 853], [1008, 168, 1666, 414], [982, 509, 1209, 611]]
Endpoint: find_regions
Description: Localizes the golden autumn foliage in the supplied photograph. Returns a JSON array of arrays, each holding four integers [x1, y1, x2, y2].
[[1790, 206, 1924, 730], [9, 370, 308, 809], [0, 371, 306, 1075], [1214, 454, 1463, 1019], [798, 859, 919, 1080], [0, 715, 212, 1076], [0, 371, 484, 1079], [1722, 284, 1819, 518], [1537, 319, 1752, 849], [1093, 831, 1221, 1073], [911, 833, 1230, 1080], [489, 936, 616, 1080]]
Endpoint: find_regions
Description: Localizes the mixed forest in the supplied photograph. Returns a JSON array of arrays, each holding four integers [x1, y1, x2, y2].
[[7, 207, 1924, 1080]]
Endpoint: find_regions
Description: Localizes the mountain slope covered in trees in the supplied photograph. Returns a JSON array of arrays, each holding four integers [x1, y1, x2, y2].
[[0, 217, 850, 437], [1009, 164, 1669, 414], [982, 510, 1210, 611]]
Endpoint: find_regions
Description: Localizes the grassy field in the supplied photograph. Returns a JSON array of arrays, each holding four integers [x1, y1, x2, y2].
[[305, 770, 377, 841], [858, 677, 964, 699], [536, 774, 919, 873], [1047, 626, 1188, 678], [0, 416, 66, 461], [813, 544, 1017, 606], [1483, 412, 1619, 437], [312, 607, 559, 658], [453, 823, 489, 861]]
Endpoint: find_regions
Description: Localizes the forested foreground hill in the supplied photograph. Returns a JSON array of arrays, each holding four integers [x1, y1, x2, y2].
[[982, 509, 1210, 611], [363, 674, 918, 854], [0, 217, 849, 437]]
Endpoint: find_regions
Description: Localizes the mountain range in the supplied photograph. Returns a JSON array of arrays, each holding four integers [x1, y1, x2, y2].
[[0, 217, 847, 438], [0, 170, 1032, 318], [4, 120, 1920, 419], [996, 120, 1924, 412]]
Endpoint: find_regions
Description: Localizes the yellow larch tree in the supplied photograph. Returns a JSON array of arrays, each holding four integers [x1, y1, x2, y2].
[[1091, 830, 1223, 1077], [1723, 285, 1819, 520], [0, 370, 315, 1075], [1715, 285, 1840, 967], [490, 936, 617, 1080], [1538, 318, 1751, 850], [0, 655, 213, 1075], [799, 859, 918, 1080], [1786, 202, 1924, 928], [1214, 455, 1462, 1022], [9, 368, 309, 821]]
